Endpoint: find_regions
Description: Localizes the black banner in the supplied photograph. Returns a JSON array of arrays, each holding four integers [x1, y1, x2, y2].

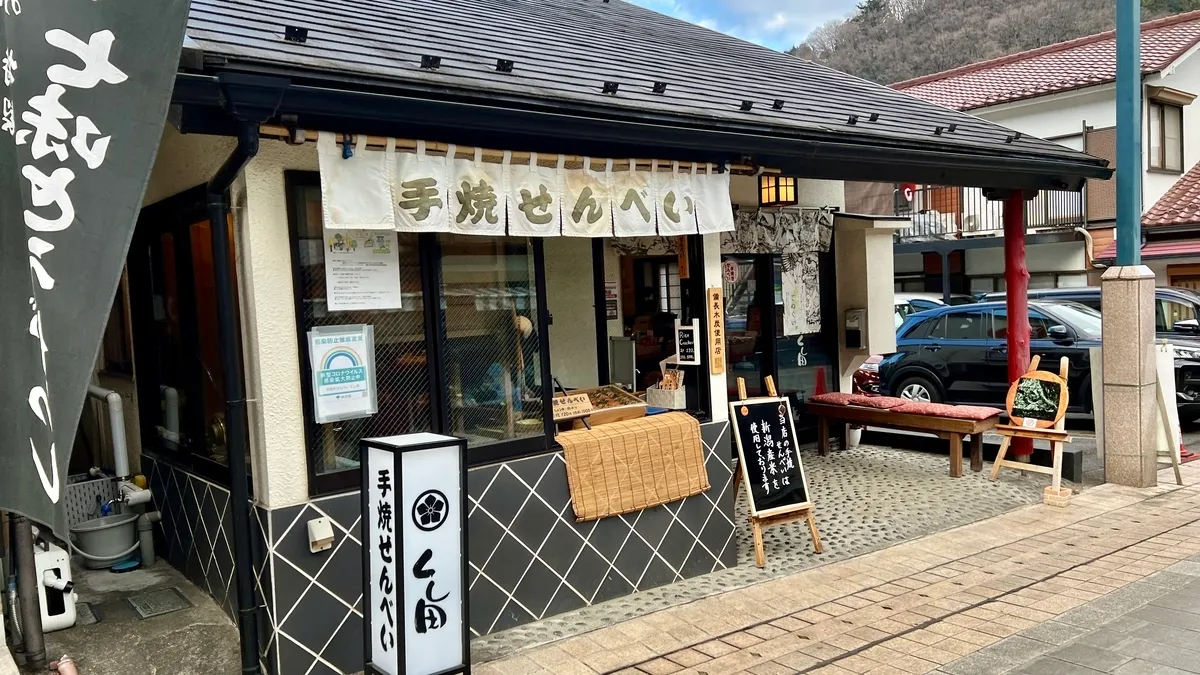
[[0, 0, 189, 534]]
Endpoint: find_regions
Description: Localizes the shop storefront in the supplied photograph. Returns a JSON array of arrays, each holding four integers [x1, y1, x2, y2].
[[90, 2, 1111, 673]]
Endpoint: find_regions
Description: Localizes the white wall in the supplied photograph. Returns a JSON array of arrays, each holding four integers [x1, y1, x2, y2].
[[544, 238, 600, 389], [965, 241, 1086, 276], [1146, 256, 1200, 285], [835, 215, 904, 392], [237, 139, 316, 509], [1144, 49, 1200, 207], [144, 125, 236, 205], [978, 86, 1114, 140]]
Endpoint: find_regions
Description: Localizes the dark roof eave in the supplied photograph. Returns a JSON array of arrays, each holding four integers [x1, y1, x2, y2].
[[174, 71, 1111, 192]]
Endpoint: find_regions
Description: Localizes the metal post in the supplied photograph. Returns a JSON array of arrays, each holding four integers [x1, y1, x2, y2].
[[940, 251, 951, 304], [1116, 0, 1142, 264], [13, 516, 45, 669], [1003, 192, 1033, 458]]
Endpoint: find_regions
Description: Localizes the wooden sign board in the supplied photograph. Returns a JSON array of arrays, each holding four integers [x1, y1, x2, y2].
[[728, 397, 813, 518], [1006, 370, 1068, 429], [552, 393, 595, 421], [707, 287, 726, 375], [676, 319, 700, 366]]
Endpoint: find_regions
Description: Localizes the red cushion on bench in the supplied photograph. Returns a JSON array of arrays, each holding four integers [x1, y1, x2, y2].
[[809, 393, 856, 405], [846, 394, 907, 409], [893, 401, 1003, 420]]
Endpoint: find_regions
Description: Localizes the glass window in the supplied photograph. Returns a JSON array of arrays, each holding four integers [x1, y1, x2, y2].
[[932, 311, 985, 340], [1150, 101, 1184, 172], [658, 261, 681, 314], [994, 310, 1051, 339], [439, 235, 544, 447], [1158, 298, 1198, 332], [293, 185, 432, 477], [759, 175, 797, 206], [1047, 303, 1102, 340]]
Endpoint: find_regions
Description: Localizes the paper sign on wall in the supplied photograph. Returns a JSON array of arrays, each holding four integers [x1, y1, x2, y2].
[[604, 281, 619, 321], [323, 227, 403, 312], [308, 325, 378, 424]]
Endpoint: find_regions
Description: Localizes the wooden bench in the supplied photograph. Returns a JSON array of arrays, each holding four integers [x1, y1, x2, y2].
[[806, 402, 1002, 478]]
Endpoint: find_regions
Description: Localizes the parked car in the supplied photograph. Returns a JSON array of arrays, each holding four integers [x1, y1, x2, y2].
[[878, 300, 1103, 415], [981, 286, 1200, 417], [895, 292, 976, 315]]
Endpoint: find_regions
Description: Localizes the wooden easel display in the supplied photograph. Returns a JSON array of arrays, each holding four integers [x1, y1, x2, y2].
[[990, 356, 1073, 504], [730, 376, 823, 567]]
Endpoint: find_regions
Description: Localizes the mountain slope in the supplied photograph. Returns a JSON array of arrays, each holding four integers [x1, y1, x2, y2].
[[793, 0, 1200, 85]]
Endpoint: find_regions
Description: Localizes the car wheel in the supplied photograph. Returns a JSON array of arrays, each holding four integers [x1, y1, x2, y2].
[[896, 375, 940, 404]]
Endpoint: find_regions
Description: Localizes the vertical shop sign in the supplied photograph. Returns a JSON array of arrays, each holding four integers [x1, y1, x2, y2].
[[707, 287, 726, 375], [308, 325, 378, 424], [0, 0, 189, 535], [362, 434, 469, 675]]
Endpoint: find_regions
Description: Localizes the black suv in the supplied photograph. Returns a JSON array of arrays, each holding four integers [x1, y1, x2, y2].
[[981, 286, 1200, 419], [878, 301, 1102, 415]]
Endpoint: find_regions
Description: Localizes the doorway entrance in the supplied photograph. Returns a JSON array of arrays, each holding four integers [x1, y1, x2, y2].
[[721, 253, 837, 436]]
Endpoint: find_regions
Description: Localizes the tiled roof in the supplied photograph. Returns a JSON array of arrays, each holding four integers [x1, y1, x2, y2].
[[183, 0, 1106, 174], [1144, 163, 1200, 227], [893, 11, 1200, 111], [1095, 237, 1200, 261]]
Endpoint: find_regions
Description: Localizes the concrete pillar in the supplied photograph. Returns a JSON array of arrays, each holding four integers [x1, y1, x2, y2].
[[1101, 265, 1158, 487]]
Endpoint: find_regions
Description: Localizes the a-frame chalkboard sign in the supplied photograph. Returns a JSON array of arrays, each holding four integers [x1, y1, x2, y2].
[[730, 376, 822, 567]]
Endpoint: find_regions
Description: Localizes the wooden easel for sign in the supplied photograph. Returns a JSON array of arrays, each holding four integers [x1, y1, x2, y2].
[[990, 356, 1072, 502], [731, 376, 823, 567]]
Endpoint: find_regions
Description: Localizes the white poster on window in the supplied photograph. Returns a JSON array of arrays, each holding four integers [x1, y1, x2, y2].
[[612, 162, 658, 237], [323, 227, 403, 312], [308, 325, 378, 423], [450, 148, 507, 236], [782, 253, 821, 336]]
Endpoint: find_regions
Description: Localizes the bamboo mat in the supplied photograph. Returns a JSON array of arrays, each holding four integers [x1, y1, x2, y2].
[[559, 412, 710, 522]]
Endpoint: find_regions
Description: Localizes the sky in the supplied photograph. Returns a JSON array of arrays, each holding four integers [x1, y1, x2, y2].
[[627, 0, 861, 52]]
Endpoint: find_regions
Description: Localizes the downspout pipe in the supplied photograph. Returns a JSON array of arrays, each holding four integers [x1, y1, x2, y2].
[[206, 120, 261, 675]]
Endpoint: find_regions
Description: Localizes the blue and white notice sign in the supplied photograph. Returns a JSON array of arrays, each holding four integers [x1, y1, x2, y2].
[[308, 324, 378, 423]]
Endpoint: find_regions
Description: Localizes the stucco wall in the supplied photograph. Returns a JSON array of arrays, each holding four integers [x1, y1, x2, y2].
[[143, 125, 236, 206], [728, 174, 845, 209], [238, 139, 316, 508], [544, 238, 600, 389], [835, 215, 901, 392]]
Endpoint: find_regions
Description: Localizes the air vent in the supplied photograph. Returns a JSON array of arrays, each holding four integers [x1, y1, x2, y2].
[[739, 100, 753, 111], [772, 99, 785, 110], [421, 54, 441, 70], [652, 82, 668, 94], [868, 113, 880, 122], [602, 81, 620, 95], [284, 25, 308, 43], [496, 59, 514, 73]]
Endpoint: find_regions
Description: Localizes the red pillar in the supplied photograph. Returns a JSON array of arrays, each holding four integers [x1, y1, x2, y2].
[[1003, 191, 1033, 457]]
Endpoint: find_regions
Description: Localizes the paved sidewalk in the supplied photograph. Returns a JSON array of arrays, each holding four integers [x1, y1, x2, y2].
[[943, 563, 1200, 674], [473, 462, 1200, 675]]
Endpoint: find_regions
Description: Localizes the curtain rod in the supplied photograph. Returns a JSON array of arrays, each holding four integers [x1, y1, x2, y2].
[[257, 124, 778, 175]]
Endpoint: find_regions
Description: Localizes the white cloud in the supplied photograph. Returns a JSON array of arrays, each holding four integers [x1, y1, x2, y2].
[[627, 0, 859, 51]]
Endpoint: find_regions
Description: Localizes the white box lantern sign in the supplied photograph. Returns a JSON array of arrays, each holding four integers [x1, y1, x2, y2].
[[362, 433, 469, 675]]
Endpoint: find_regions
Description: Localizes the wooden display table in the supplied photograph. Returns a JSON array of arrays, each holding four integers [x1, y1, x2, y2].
[[806, 402, 1002, 478]]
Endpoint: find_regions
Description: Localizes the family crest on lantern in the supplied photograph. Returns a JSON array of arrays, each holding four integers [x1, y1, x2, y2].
[[316, 130, 739, 237]]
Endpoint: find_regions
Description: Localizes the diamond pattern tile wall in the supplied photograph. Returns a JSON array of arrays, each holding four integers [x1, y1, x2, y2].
[[147, 420, 734, 674]]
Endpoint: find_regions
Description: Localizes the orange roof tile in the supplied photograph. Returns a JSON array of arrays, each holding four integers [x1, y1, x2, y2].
[[893, 11, 1200, 111], [1144, 162, 1200, 228]]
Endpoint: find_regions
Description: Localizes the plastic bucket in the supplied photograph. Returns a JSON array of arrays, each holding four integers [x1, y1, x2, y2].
[[70, 513, 139, 569]]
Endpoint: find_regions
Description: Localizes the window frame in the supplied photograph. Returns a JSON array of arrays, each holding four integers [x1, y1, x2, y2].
[[1149, 100, 1185, 173], [127, 185, 244, 487], [285, 171, 555, 496], [759, 175, 798, 207]]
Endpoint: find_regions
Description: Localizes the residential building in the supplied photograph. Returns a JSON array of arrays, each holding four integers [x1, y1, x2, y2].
[[874, 10, 1200, 291]]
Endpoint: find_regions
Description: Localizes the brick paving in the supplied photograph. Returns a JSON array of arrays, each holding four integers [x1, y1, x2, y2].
[[472, 462, 1200, 675]]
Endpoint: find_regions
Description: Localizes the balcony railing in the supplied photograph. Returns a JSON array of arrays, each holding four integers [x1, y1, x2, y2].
[[894, 185, 1085, 243]]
